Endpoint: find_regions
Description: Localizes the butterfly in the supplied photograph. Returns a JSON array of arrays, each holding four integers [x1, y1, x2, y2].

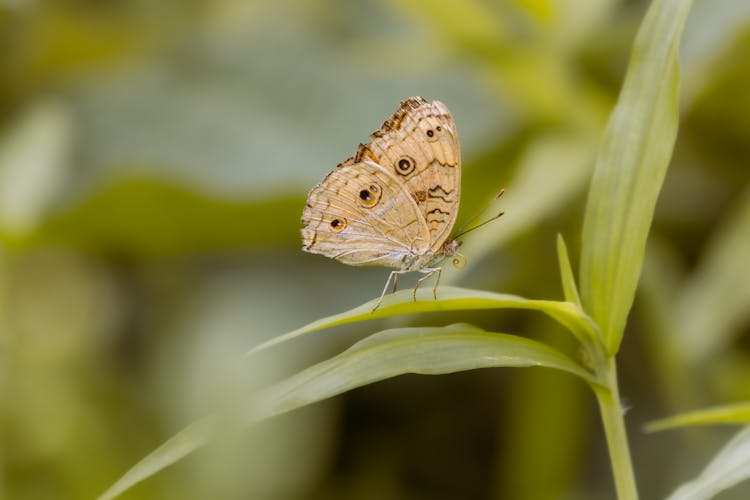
[[301, 97, 472, 310]]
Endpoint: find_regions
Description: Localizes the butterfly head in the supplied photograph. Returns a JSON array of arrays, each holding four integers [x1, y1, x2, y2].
[[443, 239, 461, 256], [442, 240, 467, 270]]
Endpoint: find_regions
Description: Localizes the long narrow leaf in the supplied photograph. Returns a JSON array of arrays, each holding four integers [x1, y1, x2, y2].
[[666, 426, 750, 500], [557, 233, 582, 307], [98, 417, 215, 500], [579, 0, 693, 354], [676, 187, 750, 361], [245, 286, 598, 355], [252, 324, 601, 421], [99, 325, 598, 499], [646, 403, 750, 433]]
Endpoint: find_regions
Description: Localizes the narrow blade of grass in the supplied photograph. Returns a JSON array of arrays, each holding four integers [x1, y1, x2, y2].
[[557, 233, 582, 307], [579, 0, 693, 354], [245, 286, 598, 356], [666, 426, 750, 500], [97, 417, 215, 500], [645, 403, 750, 433]]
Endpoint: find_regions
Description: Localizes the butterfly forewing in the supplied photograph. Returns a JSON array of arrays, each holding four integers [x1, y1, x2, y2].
[[360, 98, 461, 252]]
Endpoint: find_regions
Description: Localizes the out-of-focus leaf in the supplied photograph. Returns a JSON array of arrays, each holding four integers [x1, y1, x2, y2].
[[100, 324, 597, 499], [449, 133, 595, 284], [542, 0, 618, 50], [34, 177, 301, 258], [676, 186, 750, 361], [386, 0, 508, 54], [684, 30, 750, 165], [638, 241, 694, 409], [0, 100, 72, 237], [681, 0, 750, 104], [245, 286, 599, 356], [646, 403, 750, 433], [0, 3, 152, 105], [388, 0, 614, 122], [579, 0, 693, 354], [71, 10, 505, 198], [666, 425, 750, 500], [496, 357, 591, 499]]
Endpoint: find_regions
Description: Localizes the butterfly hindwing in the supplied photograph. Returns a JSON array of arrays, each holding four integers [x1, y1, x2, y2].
[[344, 97, 461, 252], [301, 161, 431, 267]]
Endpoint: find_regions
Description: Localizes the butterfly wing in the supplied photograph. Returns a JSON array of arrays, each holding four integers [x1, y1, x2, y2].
[[340, 97, 461, 253], [301, 161, 431, 268]]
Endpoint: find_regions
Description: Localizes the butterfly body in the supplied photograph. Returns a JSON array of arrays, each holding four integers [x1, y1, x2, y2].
[[398, 238, 461, 272], [301, 97, 462, 308]]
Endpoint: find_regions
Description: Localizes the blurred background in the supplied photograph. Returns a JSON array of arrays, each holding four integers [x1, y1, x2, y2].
[[1, 1, 749, 499]]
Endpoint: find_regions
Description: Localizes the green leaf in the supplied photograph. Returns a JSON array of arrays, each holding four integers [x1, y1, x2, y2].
[[579, 0, 693, 354], [675, 187, 750, 361], [0, 100, 72, 238], [252, 324, 601, 420], [665, 426, 750, 500], [645, 403, 750, 433], [557, 233, 582, 307], [97, 417, 215, 500], [35, 177, 302, 258], [390, 0, 615, 121], [99, 325, 598, 499], [245, 286, 599, 356]]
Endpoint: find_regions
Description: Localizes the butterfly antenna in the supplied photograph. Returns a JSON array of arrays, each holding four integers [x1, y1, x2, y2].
[[453, 188, 505, 237], [454, 211, 505, 239]]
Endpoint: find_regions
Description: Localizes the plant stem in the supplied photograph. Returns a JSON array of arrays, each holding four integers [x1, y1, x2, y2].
[[594, 357, 639, 500]]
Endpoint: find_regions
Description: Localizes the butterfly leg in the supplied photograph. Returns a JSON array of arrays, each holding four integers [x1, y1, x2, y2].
[[413, 267, 441, 302], [431, 267, 442, 300], [373, 270, 408, 312]]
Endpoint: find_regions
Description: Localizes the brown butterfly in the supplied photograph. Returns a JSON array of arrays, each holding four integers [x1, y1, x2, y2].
[[301, 97, 474, 309]]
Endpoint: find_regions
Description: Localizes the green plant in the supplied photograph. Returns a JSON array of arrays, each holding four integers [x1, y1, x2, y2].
[[97, 1, 750, 499]]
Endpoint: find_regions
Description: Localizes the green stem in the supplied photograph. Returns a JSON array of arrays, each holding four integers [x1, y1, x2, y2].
[[594, 357, 638, 500]]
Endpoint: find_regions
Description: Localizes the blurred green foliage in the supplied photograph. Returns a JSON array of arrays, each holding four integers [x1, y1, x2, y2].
[[1, 1, 749, 499]]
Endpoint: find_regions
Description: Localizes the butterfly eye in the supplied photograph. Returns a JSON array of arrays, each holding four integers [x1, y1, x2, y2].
[[395, 156, 416, 176], [358, 183, 382, 208], [330, 218, 347, 231]]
